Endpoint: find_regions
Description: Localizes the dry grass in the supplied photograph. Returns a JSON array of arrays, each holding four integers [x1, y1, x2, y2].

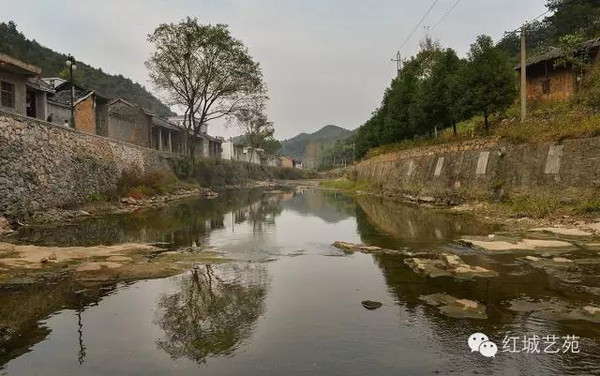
[[365, 101, 600, 159]]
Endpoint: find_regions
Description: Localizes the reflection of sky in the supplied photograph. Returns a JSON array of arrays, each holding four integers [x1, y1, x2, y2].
[[209, 208, 361, 259]]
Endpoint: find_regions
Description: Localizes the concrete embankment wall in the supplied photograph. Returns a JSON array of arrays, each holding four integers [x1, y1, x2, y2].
[[352, 136, 600, 202], [0, 111, 182, 216]]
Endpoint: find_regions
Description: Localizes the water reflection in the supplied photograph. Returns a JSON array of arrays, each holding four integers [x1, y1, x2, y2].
[[154, 264, 267, 364], [354, 195, 495, 249], [14, 190, 288, 248], [2, 190, 598, 375]]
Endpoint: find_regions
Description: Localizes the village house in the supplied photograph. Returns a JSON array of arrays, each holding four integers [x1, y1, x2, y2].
[[0, 53, 53, 120], [280, 155, 294, 168], [518, 38, 600, 102], [168, 115, 222, 158], [0, 52, 222, 159], [242, 147, 263, 165], [44, 78, 110, 135], [222, 139, 245, 161], [106, 98, 153, 147]]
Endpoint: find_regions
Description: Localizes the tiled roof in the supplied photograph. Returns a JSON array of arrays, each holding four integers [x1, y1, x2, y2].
[[152, 116, 180, 131], [517, 37, 600, 70], [27, 76, 54, 93], [48, 87, 93, 107]]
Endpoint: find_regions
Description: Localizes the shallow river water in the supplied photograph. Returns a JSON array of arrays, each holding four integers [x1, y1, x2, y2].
[[1, 189, 599, 375]]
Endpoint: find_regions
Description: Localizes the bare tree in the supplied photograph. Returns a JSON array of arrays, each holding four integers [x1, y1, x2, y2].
[[233, 100, 277, 163], [146, 17, 266, 169]]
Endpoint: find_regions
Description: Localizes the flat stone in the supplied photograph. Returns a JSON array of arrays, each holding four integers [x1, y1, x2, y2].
[[445, 254, 462, 267], [106, 256, 133, 262], [360, 245, 382, 252], [552, 257, 573, 264], [525, 256, 541, 262], [529, 227, 593, 237], [583, 306, 600, 316], [332, 241, 358, 252], [76, 262, 102, 272], [461, 238, 573, 252], [420, 293, 487, 319], [361, 300, 383, 310], [76, 261, 123, 272]]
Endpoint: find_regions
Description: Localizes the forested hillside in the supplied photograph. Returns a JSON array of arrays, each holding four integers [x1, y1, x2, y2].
[[0, 21, 173, 117], [280, 125, 352, 160]]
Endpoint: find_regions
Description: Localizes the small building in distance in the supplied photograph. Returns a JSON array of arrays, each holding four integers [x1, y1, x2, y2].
[[242, 147, 263, 165], [0, 53, 53, 120], [44, 78, 110, 134], [222, 139, 245, 161], [517, 38, 600, 103], [280, 155, 294, 168]]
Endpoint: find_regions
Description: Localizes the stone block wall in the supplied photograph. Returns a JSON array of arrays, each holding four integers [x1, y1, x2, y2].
[[0, 111, 182, 216], [353, 136, 600, 201]]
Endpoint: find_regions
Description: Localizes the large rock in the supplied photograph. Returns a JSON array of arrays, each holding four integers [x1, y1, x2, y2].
[[420, 293, 487, 319], [0, 216, 13, 236], [405, 253, 498, 280]]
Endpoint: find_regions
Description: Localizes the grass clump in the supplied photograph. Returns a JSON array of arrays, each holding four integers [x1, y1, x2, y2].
[[505, 195, 563, 219], [86, 192, 107, 203], [575, 199, 600, 214]]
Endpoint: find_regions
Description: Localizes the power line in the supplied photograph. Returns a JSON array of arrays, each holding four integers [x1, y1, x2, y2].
[[399, 0, 440, 51], [431, 0, 463, 31]]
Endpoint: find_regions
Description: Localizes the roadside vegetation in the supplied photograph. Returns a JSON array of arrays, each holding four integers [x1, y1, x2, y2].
[[323, 0, 600, 163]]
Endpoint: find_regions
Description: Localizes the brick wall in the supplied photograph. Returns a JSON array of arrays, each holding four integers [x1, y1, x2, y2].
[[74, 95, 96, 135]]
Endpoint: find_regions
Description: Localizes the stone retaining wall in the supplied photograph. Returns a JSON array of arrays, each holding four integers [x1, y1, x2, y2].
[[353, 136, 600, 201], [0, 111, 182, 216]]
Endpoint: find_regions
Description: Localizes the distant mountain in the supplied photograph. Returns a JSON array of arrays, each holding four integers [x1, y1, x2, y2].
[[0, 21, 174, 117], [279, 125, 353, 165]]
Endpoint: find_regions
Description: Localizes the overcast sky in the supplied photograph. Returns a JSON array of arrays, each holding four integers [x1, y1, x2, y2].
[[4, 0, 547, 139]]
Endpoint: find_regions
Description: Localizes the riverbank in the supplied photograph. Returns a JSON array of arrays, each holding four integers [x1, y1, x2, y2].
[[320, 178, 600, 235], [0, 181, 320, 286]]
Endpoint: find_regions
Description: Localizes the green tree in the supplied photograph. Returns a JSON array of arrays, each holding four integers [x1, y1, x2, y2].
[[546, 0, 600, 40], [146, 17, 266, 167], [462, 35, 517, 133]]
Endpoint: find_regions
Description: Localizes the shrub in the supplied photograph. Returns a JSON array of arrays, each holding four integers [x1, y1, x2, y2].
[[118, 166, 180, 198]]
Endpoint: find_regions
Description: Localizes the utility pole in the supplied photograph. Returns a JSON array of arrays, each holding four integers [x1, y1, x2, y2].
[[66, 55, 77, 129], [520, 27, 527, 122], [391, 51, 402, 78]]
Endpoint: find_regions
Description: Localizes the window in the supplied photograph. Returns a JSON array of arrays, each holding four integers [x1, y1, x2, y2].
[[1, 81, 15, 108], [542, 78, 551, 95]]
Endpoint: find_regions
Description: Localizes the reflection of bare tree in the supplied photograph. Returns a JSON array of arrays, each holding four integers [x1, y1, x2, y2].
[[154, 264, 268, 364], [76, 307, 86, 365], [247, 196, 283, 233]]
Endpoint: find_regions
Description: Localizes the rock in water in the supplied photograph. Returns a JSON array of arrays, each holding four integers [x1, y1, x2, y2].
[[362, 300, 383, 310]]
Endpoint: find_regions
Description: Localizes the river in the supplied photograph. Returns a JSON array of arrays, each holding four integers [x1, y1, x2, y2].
[[1, 188, 599, 375]]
